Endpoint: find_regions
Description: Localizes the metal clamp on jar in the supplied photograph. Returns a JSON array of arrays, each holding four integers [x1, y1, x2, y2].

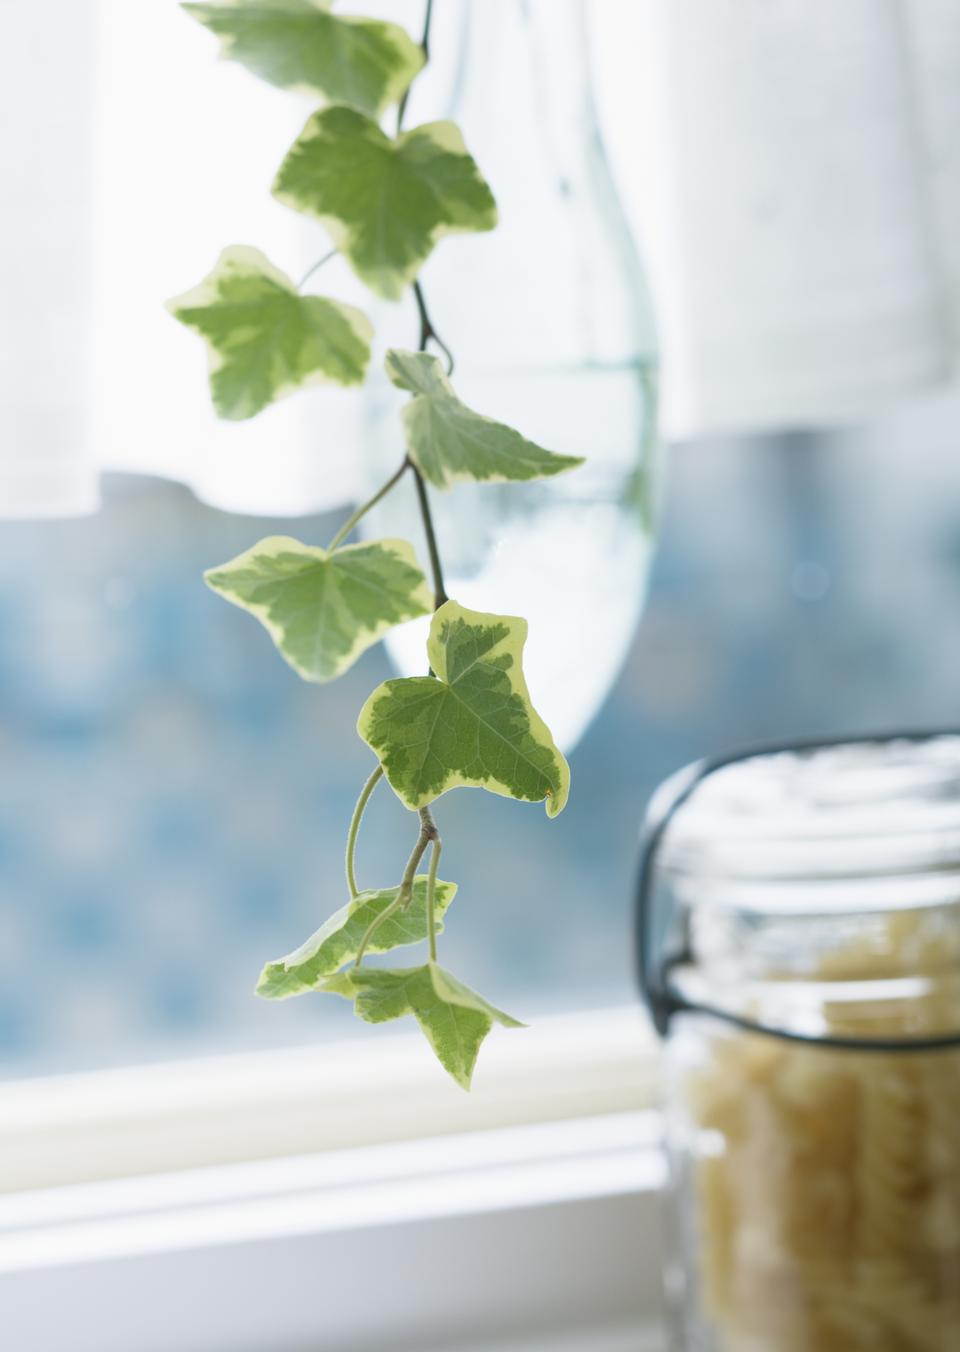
[[637, 733, 960, 1352]]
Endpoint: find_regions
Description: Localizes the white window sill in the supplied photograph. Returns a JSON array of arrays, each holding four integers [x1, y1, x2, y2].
[[0, 1005, 658, 1191], [0, 1007, 666, 1351]]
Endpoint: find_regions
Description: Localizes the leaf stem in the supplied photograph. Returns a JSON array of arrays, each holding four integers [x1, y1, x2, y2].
[[345, 764, 384, 898], [354, 897, 401, 968], [327, 459, 411, 552], [296, 248, 337, 291], [426, 834, 441, 964]]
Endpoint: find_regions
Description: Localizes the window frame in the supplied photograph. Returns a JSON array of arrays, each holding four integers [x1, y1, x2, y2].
[[0, 1007, 666, 1351]]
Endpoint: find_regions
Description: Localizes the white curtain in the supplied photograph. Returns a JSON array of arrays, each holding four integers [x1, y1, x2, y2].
[[3, 0, 960, 518], [0, 3, 98, 516], [2, 0, 368, 519], [596, 0, 960, 439]]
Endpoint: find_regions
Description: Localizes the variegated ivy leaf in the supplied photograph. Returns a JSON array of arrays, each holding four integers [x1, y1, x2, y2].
[[205, 535, 431, 682], [386, 349, 585, 489], [256, 876, 457, 999], [321, 961, 523, 1090], [167, 246, 371, 420], [272, 108, 497, 300], [358, 601, 570, 817], [182, 0, 423, 117]]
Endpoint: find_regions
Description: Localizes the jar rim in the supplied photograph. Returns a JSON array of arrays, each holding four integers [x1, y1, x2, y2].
[[637, 731, 960, 1043], [658, 733, 960, 889]]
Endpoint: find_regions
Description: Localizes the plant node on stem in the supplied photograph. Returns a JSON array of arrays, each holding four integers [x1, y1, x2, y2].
[[397, 807, 437, 908], [413, 280, 455, 375], [354, 805, 439, 968]]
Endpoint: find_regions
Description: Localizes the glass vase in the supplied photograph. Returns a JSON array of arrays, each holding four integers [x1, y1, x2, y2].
[[361, 0, 660, 752]]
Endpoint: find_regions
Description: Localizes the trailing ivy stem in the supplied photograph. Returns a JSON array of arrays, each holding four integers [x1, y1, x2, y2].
[[396, 0, 434, 132], [296, 248, 337, 291], [345, 764, 384, 898], [411, 465, 449, 609], [392, 0, 450, 614], [425, 832, 441, 964], [327, 459, 411, 551], [420, 0, 434, 58], [378, 0, 446, 971], [410, 280, 451, 609]]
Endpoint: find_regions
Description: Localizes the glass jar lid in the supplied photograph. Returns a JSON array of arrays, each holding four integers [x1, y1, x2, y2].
[[659, 734, 960, 894], [637, 733, 960, 1046]]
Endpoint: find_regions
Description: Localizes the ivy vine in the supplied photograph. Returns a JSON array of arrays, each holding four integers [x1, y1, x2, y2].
[[168, 0, 583, 1089]]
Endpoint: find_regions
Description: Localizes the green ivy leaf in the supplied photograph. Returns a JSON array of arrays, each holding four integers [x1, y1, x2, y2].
[[167, 245, 371, 420], [357, 600, 570, 817], [385, 349, 585, 489], [256, 876, 457, 999], [205, 535, 432, 683], [182, 0, 424, 116], [322, 961, 523, 1089], [272, 108, 497, 300]]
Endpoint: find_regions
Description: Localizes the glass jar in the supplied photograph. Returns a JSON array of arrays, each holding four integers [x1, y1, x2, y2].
[[638, 735, 960, 1351], [361, 0, 660, 752]]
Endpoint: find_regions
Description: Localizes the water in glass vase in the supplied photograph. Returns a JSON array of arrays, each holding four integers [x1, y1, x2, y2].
[[361, 0, 660, 752]]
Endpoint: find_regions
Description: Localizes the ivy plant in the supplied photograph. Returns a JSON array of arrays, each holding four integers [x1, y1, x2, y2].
[[169, 0, 583, 1090]]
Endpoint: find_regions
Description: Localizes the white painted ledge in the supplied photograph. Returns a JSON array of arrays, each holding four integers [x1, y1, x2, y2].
[[0, 1006, 658, 1192]]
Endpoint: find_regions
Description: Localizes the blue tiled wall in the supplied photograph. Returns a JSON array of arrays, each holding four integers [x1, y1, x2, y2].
[[3, 423, 960, 1077]]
